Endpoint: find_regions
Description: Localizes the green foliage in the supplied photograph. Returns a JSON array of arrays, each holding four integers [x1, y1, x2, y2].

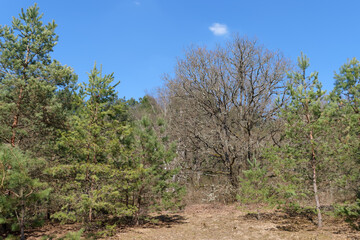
[[48, 65, 183, 226], [331, 58, 360, 229], [332, 58, 360, 190], [130, 115, 184, 216], [49, 65, 132, 223], [0, 144, 51, 236], [38, 230, 85, 240], [334, 58, 360, 112], [237, 159, 277, 204], [336, 199, 360, 230], [267, 54, 330, 230], [264, 147, 309, 203], [60, 229, 84, 240], [98, 224, 117, 238], [3, 235, 18, 240], [7, 2, 360, 236], [0, 3, 77, 153]]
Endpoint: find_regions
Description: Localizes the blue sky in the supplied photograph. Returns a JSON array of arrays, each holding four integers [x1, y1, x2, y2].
[[1, 0, 359, 100]]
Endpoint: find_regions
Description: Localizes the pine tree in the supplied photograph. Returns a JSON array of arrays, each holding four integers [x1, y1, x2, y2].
[[0, 144, 51, 240], [334, 58, 360, 113], [331, 58, 360, 228], [272, 53, 327, 227], [130, 115, 183, 224], [0, 4, 77, 154], [49, 65, 132, 223], [333, 58, 360, 168]]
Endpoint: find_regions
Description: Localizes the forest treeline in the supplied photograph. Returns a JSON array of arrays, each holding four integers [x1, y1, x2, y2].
[[0, 4, 359, 239]]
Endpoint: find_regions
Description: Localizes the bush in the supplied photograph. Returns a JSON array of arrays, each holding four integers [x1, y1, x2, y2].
[[60, 229, 84, 240], [0, 144, 51, 238], [337, 199, 360, 230], [237, 159, 277, 204]]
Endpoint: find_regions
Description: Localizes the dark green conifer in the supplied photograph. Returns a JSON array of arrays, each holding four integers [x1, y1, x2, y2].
[[0, 4, 77, 154]]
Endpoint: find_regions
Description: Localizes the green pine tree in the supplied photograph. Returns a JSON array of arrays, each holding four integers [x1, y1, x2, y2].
[[49, 65, 132, 223], [331, 58, 360, 229], [0, 144, 51, 240], [334, 57, 360, 113], [333, 58, 360, 169], [270, 53, 327, 228], [130, 115, 184, 224], [0, 4, 77, 154]]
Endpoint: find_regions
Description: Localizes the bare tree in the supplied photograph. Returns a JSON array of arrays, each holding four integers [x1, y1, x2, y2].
[[162, 36, 290, 191]]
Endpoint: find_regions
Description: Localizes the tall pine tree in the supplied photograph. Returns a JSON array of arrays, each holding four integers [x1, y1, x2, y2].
[[270, 53, 327, 227], [0, 4, 77, 154], [49, 65, 132, 223]]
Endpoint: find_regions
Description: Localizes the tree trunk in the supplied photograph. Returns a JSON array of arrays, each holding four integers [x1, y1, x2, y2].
[[89, 178, 94, 222], [229, 164, 238, 189], [11, 45, 30, 147], [11, 87, 23, 147], [246, 126, 252, 169], [125, 186, 129, 208], [309, 130, 322, 228], [228, 164, 239, 201], [312, 163, 322, 228], [20, 205, 25, 240], [20, 189, 25, 240], [135, 187, 143, 226]]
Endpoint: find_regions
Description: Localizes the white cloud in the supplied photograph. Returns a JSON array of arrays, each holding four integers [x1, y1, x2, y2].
[[209, 23, 228, 36], [134, 1, 141, 6]]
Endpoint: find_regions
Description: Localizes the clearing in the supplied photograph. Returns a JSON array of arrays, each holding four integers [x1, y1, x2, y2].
[[27, 204, 360, 240]]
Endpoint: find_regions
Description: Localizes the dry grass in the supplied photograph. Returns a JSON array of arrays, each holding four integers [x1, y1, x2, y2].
[[109, 204, 359, 240], [26, 204, 360, 240]]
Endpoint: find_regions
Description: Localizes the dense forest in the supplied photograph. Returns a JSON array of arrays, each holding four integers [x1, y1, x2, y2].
[[0, 4, 359, 239]]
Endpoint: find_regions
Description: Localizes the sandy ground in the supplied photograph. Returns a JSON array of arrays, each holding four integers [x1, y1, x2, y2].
[[26, 204, 360, 240], [109, 204, 359, 240]]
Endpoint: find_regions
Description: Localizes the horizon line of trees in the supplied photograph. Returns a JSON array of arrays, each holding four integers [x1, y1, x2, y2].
[[0, 3, 359, 239]]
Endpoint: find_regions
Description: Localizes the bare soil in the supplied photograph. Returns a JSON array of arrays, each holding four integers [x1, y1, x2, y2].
[[27, 204, 360, 240]]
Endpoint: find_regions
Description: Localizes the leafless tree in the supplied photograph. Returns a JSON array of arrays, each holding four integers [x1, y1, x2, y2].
[[162, 36, 290, 191]]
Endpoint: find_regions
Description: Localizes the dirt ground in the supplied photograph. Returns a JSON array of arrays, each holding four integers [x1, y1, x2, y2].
[[27, 204, 360, 240]]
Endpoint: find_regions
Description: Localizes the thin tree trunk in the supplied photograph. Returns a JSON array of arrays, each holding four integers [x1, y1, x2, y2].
[[125, 187, 129, 208], [305, 94, 323, 229], [20, 189, 25, 240], [85, 140, 92, 222], [89, 178, 94, 222], [20, 204, 25, 240], [11, 45, 30, 147], [228, 163, 239, 202], [309, 130, 323, 228], [11, 87, 23, 147], [89, 206, 92, 222], [88, 101, 99, 223], [246, 126, 252, 169], [135, 186, 144, 226], [312, 162, 322, 228]]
